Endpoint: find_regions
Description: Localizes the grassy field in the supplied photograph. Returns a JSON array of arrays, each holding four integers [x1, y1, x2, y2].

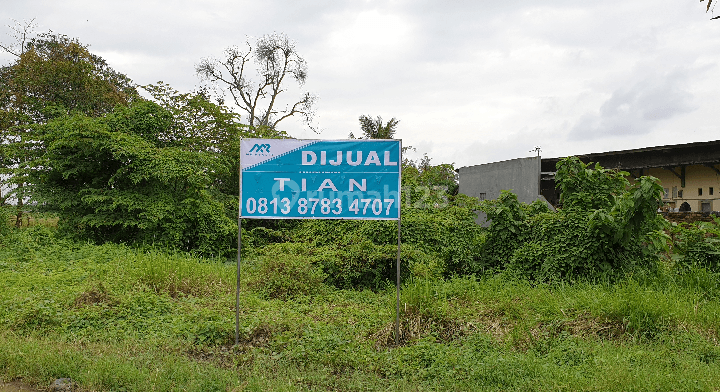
[[1, 226, 720, 391]]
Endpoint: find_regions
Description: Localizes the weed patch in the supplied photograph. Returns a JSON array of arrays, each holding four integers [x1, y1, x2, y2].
[[244, 252, 327, 300], [131, 250, 233, 298]]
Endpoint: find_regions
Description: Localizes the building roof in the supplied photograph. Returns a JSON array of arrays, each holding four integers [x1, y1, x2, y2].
[[541, 139, 720, 173]]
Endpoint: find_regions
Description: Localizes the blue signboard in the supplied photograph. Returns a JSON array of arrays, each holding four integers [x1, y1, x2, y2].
[[241, 139, 401, 220]]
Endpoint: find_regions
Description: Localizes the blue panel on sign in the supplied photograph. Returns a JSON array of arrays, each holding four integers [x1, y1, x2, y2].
[[241, 139, 401, 220]]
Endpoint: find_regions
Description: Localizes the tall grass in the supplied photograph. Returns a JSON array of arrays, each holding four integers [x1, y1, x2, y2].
[[2, 227, 720, 391]]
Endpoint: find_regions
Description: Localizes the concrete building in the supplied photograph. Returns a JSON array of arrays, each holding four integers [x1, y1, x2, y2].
[[460, 140, 720, 214], [458, 156, 550, 225]]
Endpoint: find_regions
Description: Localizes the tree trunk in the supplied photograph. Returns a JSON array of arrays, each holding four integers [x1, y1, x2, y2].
[[14, 183, 23, 228]]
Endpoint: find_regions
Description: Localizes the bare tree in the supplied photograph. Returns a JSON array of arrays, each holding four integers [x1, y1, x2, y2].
[[701, 0, 720, 19], [0, 18, 36, 57], [195, 33, 317, 131]]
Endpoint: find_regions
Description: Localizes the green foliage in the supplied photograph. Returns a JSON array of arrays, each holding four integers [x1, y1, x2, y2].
[[555, 156, 630, 211], [250, 241, 409, 290], [33, 100, 237, 257], [398, 158, 480, 276], [130, 249, 234, 298], [475, 190, 528, 272], [669, 219, 720, 273], [402, 153, 459, 198], [0, 33, 270, 255], [316, 240, 405, 290], [3, 229, 720, 391], [0, 205, 13, 239], [257, 157, 482, 285], [282, 193, 483, 285], [141, 82, 289, 200], [353, 114, 399, 139], [402, 277, 481, 317], [245, 250, 328, 300], [401, 202, 484, 275], [0, 32, 136, 123], [0, 33, 137, 214], [478, 157, 665, 282]]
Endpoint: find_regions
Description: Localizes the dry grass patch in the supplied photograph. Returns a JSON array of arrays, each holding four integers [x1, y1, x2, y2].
[[549, 312, 628, 340], [186, 323, 279, 369], [149, 276, 230, 298], [73, 282, 116, 308], [371, 311, 477, 347]]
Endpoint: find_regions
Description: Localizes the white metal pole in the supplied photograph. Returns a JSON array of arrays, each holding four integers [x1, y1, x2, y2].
[[235, 140, 243, 346], [395, 140, 402, 346]]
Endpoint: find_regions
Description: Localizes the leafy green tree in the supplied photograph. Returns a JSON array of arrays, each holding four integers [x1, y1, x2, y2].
[[0, 32, 136, 122], [195, 33, 316, 131], [144, 82, 254, 200], [0, 29, 137, 225], [34, 100, 237, 257], [554, 157, 629, 211], [402, 154, 458, 197]]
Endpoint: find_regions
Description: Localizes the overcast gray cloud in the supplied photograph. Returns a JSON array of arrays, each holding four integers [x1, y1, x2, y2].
[[1, 0, 720, 168], [569, 65, 698, 140]]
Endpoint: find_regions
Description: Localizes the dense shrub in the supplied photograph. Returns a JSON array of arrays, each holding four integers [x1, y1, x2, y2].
[[280, 196, 483, 284], [251, 242, 416, 290], [669, 219, 720, 273], [401, 198, 485, 276], [477, 157, 666, 282], [34, 102, 238, 257], [245, 249, 327, 300]]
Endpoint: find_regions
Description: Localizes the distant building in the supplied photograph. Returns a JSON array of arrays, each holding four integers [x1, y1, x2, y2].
[[458, 156, 551, 225], [459, 140, 720, 216], [541, 140, 720, 212]]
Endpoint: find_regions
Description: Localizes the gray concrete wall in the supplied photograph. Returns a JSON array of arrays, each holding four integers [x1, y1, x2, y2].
[[458, 156, 542, 225]]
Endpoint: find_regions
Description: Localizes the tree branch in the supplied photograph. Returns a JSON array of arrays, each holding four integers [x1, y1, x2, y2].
[[0, 19, 36, 57], [195, 32, 316, 132]]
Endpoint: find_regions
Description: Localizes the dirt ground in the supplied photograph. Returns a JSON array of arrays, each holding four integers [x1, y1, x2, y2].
[[0, 381, 41, 392]]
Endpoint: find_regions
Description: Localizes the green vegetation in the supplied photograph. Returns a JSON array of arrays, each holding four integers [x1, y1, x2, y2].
[[0, 30, 281, 257], [35, 97, 240, 257], [2, 224, 720, 391], [0, 32, 138, 225], [1, 155, 720, 390], [476, 157, 666, 282], [2, 27, 720, 391]]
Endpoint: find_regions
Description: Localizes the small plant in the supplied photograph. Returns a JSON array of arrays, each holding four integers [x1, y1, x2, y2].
[[132, 249, 233, 297]]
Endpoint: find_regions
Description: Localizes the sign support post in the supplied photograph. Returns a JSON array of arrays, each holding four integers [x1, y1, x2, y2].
[[235, 138, 402, 348], [395, 217, 401, 346], [236, 150, 243, 347], [395, 140, 402, 346], [235, 217, 241, 346]]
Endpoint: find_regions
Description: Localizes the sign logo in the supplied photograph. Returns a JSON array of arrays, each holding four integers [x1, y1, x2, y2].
[[248, 143, 271, 154]]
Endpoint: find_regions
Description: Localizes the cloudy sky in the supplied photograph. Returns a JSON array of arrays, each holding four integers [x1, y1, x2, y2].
[[2, 1, 719, 168]]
